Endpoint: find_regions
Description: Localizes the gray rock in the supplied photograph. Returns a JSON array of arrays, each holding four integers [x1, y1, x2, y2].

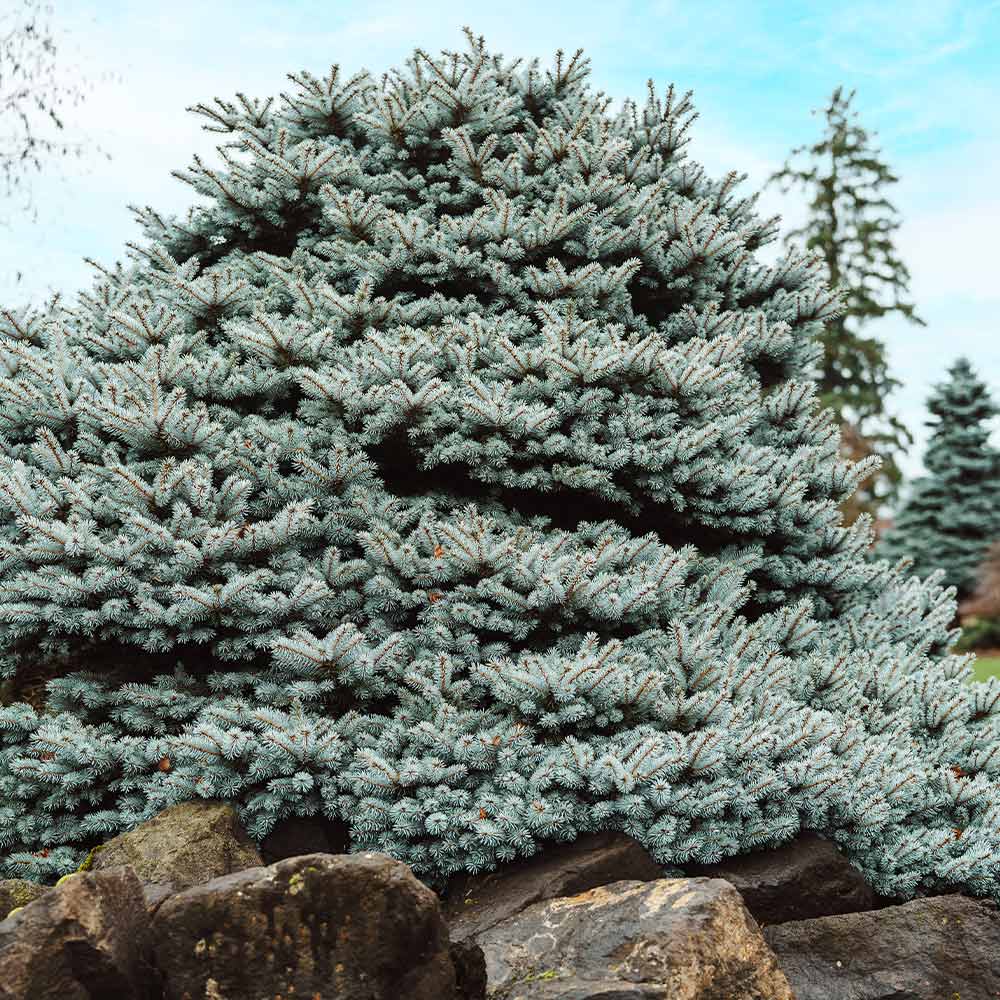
[[0, 867, 155, 1000], [87, 799, 262, 910], [476, 876, 794, 1000], [685, 831, 875, 926], [0, 879, 48, 920], [151, 851, 462, 1000], [492, 977, 703, 998], [764, 892, 1000, 999], [442, 831, 663, 944]]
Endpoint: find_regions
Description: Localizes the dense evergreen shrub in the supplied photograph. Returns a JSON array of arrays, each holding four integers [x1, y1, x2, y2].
[[1, 30, 998, 901]]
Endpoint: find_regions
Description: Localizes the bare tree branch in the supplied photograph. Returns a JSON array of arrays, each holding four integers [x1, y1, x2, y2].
[[0, 0, 120, 283]]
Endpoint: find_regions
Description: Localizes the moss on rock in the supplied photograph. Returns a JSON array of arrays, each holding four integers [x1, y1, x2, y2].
[[75, 843, 105, 873], [0, 879, 49, 918]]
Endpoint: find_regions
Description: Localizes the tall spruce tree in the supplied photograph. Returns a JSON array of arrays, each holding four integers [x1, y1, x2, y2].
[[0, 30, 999, 904], [879, 358, 1000, 603], [766, 86, 925, 523]]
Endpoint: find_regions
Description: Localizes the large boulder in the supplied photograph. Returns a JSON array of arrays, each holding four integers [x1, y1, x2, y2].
[[0, 867, 155, 1000], [684, 831, 875, 926], [151, 852, 467, 1000], [0, 879, 48, 920], [86, 799, 262, 910], [472, 876, 794, 1000], [442, 831, 663, 944], [764, 892, 1000, 999], [450, 937, 489, 1000]]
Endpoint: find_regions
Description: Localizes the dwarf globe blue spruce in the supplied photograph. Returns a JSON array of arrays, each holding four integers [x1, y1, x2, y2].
[[1, 28, 998, 902], [878, 357, 1000, 604]]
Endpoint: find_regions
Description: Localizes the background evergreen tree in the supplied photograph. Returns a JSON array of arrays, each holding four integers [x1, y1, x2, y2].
[[879, 358, 1000, 603], [0, 30, 998, 905], [766, 86, 925, 524]]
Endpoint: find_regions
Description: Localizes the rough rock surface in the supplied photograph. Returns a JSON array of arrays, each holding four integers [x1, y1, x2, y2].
[[0, 879, 48, 919], [442, 831, 663, 944], [474, 876, 794, 1000], [6, 823, 996, 1000], [685, 831, 875, 925], [450, 937, 489, 1000], [764, 892, 1000, 999], [87, 799, 262, 910], [151, 851, 463, 1000], [0, 867, 155, 1000]]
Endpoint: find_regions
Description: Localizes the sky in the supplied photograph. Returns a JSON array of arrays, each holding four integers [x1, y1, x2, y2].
[[2, 0, 999, 483]]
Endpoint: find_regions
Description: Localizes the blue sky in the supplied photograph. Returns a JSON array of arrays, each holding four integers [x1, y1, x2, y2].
[[2, 0, 998, 481]]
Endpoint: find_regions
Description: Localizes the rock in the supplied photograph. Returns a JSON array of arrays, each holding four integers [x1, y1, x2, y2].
[[87, 799, 262, 910], [258, 813, 350, 864], [0, 879, 48, 919], [764, 892, 1000, 999], [450, 938, 488, 1000], [151, 852, 461, 1000], [0, 867, 155, 1000], [474, 876, 794, 1000], [442, 830, 663, 944], [684, 831, 875, 925]]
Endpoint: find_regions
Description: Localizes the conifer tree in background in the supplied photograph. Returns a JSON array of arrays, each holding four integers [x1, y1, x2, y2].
[[879, 358, 1000, 604], [1, 30, 999, 905], [766, 86, 925, 525]]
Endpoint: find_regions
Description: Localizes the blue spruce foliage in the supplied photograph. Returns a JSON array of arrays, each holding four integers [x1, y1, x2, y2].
[[0, 29, 998, 901], [878, 357, 1000, 603]]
